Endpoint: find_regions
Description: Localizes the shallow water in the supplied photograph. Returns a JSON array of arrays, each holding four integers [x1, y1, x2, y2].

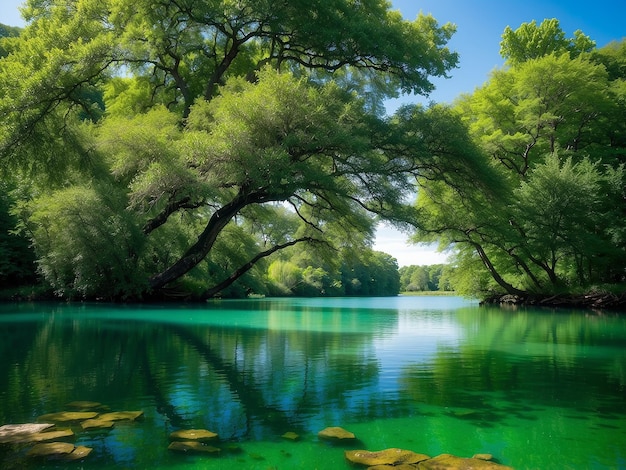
[[0, 297, 625, 469]]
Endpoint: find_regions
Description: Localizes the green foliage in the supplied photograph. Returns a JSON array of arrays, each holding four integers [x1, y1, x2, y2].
[[0, 23, 22, 58], [103, 77, 157, 117], [459, 53, 613, 177], [592, 39, 626, 81], [0, 183, 37, 287], [512, 153, 626, 287], [265, 247, 399, 297], [0, 24, 21, 38], [0, 1, 112, 171], [0, 0, 461, 299], [15, 183, 148, 299], [500, 18, 595, 65], [267, 260, 303, 295], [341, 251, 400, 296], [412, 20, 626, 298], [399, 264, 452, 292]]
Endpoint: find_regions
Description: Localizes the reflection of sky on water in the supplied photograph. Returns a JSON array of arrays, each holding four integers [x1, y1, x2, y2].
[[286, 295, 477, 311], [373, 310, 464, 394], [314, 297, 476, 412]]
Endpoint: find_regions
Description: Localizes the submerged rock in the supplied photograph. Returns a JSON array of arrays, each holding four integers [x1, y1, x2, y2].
[[0, 424, 74, 444], [27, 442, 75, 458], [318, 426, 356, 441], [369, 465, 421, 470], [98, 411, 144, 421], [168, 441, 221, 454], [26, 429, 75, 443], [169, 429, 219, 442], [37, 411, 98, 423], [345, 448, 430, 466], [27, 442, 92, 461], [66, 445, 93, 460], [81, 418, 115, 430], [0, 423, 55, 444], [345, 449, 513, 469], [418, 453, 513, 469]]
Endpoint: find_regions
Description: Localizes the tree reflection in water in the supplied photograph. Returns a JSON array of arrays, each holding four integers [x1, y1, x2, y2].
[[0, 299, 625, 469]]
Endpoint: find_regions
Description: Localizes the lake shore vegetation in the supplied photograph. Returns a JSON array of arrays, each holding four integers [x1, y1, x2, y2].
[[0, 0, 463, 301], [0, 6, 624, 305], [412, 20, 626, 305]]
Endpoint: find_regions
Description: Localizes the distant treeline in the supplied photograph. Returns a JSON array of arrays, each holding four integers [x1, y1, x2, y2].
[[399, 264, 454, 292]]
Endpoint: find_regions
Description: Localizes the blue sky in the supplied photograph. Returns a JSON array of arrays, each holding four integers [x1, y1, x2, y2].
[[390, 0, 625, 106], [2, 0, 624, 265]]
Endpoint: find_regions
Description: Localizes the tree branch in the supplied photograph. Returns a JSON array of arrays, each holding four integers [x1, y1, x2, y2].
[[201, 236, 326, 298]]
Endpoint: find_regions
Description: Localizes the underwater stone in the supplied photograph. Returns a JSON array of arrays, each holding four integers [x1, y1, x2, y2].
[[65, 445, 93, 460], [0, 423, 55, 443], [37, 412, 98, 423], [98, 411, 144, 421], [27, 442, 75, 458], [169, 429, 219, 442], [473, 453, 495, 461], [25, 429, 75, 443], [368, 465, 420, 470], [345, 448, 430, 466], [81, 419, 115, 430], [318, 426, 356, 441], [418, 453, 513, 469], [27, 442, 92, 461]]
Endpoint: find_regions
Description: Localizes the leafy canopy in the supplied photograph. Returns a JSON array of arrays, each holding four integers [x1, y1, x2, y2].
[[500, 18, 595, 65], [414, 23, 626, 297], [0, 0, 465, 299]]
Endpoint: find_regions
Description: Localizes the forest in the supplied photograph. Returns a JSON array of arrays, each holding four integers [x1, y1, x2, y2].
[[0, 1, 624, 302]]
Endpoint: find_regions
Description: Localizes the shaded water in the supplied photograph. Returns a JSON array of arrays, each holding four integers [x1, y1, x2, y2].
[[0, 296, 625, 469]]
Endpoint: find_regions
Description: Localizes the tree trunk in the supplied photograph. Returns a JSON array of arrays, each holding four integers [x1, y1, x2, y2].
[[472, 242, 526, 296], [148, 190, 259, 291]]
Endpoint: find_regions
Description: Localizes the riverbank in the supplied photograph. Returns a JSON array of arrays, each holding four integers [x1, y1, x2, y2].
[[481, 291, 626, 311], [3, 285, 626, 311]]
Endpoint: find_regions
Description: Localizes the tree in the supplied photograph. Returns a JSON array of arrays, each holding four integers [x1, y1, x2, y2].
[[0, 23, 22, 58], [1, 0, 458, 165], [341, 250, 400, 296], [267, 260, 303, 295], [592, 39, 626, 81], [413, 22, 626, 298], [1, 0, 462, 299], [500, 18, 595, 66], [512, 154, 625, 287], [0, 182, 36, 288], [458, 53, 614, 177], [591, 39, 626, 160]]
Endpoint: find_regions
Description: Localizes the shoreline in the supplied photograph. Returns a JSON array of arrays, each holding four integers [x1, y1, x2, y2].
[[480, 292, 626, 311]]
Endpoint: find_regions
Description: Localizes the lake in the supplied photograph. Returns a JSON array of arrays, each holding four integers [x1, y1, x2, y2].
[[0, 296, 625, 469]]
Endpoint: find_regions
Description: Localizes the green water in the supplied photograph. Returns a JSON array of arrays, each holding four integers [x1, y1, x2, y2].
[[0, 297, 625, 469]]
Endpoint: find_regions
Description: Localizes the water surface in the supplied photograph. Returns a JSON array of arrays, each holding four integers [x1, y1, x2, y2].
[[0, 297, 625, 469]]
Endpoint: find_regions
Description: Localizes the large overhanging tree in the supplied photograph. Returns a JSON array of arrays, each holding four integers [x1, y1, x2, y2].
[[0, 0, 490, 299]]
